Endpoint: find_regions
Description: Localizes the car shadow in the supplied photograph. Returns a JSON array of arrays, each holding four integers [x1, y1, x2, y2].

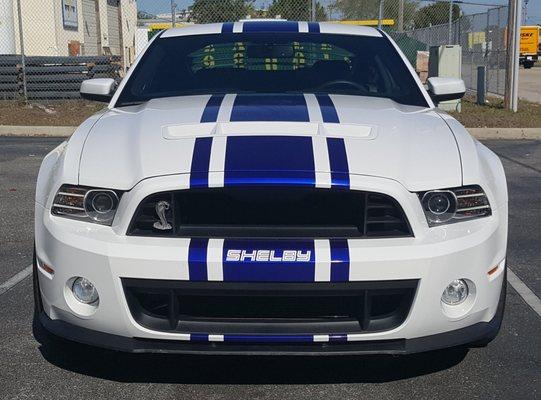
[[33, 320, 468, 384]]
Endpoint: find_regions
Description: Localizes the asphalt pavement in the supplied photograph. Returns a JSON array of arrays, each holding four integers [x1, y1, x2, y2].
[[519, 67, 541, 104], [0, 137, 539, 400]]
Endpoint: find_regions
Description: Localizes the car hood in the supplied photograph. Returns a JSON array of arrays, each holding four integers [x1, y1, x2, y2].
[[78, 94, 462, 191]]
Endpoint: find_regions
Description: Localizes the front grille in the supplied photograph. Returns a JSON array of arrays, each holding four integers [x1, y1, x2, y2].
[[122, 279, 418, 335], [128, 187, 412, 238]]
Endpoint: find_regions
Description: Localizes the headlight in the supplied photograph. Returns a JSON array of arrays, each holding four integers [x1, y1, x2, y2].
[[418, 185, 491, 226], [51, 185, 121, 226]]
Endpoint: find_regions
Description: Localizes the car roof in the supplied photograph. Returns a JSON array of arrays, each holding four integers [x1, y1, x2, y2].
[[161, 21, 382, 39]]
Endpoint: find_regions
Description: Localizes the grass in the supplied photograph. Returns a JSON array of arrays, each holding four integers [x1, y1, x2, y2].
[[0, 100, 105, 126], [450, 96, 541, 128], [0, 96, 540, 128]]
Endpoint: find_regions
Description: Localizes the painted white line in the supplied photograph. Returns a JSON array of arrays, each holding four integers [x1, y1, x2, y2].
[[0, 265, 32, 296], [507, 268, 541, 317]]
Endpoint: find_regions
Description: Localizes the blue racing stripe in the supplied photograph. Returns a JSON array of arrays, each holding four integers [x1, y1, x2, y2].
[[329, 334, 348, 342], [223, 239, 316, 282], [308, 22, 320, 33], [315, 94, 339, 123], [190, 333, 210, 342], [221, 22, 234, 33], [223, 170, 317, 186], [200, 94, 225, 122], [326, 137, 350, 188], [190, 137, 213, 187], [224, 136, 316, 186], [188, 238, 209, 281], [242, 21, 299, 32], [230, 94, 310, 122], [223, 334, 314, 343], [329, 239, 350, 281]]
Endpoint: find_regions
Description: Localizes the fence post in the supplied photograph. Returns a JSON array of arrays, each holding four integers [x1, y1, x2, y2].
[[448, 0, 454, 44], [311, 0, 316, 22], [378, 0, 385, 29], [477, 66, 486, 105], [15, 0, 27, 103], [398, 0, 404, 32], [170, 0, 176, 27], [471, 52, 474, 91]]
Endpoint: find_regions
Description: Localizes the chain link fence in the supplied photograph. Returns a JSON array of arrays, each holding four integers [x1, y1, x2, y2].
[[0, 0, 137, 101], [402, 5, 509, 96], [0, 0, 508, 101]]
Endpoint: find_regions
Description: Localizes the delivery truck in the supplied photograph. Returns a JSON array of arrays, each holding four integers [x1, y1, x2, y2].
[[520, 25, 541, 69]]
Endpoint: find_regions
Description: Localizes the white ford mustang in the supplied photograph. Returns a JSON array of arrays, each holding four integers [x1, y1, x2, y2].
[[34, 21, 508, 355]]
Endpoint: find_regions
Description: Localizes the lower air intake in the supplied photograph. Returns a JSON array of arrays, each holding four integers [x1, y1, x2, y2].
[[122, 279, 418, 335]]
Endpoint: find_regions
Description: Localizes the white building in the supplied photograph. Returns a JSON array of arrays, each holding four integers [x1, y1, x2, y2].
[[155, 9, 192, 22], [0, 0, 137, 67]]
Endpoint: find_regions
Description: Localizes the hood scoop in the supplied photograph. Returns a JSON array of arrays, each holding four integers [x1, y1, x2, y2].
[[162, 121, 377, 140]]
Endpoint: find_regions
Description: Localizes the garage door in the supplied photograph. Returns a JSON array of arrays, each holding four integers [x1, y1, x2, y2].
[[82, 0, 99, 55], [107, 0, 121, 55]]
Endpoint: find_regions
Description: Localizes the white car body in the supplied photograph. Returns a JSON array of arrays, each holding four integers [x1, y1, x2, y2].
[[34, 21, 507, 354]]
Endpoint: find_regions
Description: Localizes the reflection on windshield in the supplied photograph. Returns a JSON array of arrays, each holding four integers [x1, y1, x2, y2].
[[116, 33, 428, 108]]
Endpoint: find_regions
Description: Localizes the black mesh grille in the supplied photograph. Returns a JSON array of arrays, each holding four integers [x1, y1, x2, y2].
[[128, 187, 412, 238], [122, 279, 418, 334]]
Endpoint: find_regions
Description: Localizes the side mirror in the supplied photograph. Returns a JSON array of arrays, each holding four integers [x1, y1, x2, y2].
[[427, 77, 465, 104], [80, 78, 116, 102]]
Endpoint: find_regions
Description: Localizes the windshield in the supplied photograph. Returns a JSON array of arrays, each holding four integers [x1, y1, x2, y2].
[[116, 32, 428, 108]]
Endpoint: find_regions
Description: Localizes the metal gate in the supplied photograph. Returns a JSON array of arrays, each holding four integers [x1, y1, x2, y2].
[[82, 0, 99, 55]]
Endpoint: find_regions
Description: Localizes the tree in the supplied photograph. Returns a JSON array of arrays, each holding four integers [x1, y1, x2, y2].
[[333, 0, 380, 20], [333, 0, 417, 29], [267, 0, 327, 21], [413, 2, 461, 29], [191, 0, 254, 23]]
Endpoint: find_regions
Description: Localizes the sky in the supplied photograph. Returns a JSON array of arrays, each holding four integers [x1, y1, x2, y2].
[[136, 0, 541, 25]]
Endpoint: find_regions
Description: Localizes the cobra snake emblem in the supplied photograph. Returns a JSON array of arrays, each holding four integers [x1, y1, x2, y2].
[[153, 200, 172, 230]]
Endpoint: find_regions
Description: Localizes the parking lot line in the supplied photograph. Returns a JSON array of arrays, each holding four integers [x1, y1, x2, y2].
[[507, 268, 541, 317], [0, 265, 32, 296]]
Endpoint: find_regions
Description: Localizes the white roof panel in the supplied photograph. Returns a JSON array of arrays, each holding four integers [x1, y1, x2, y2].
[[161, 21, 382, 38]]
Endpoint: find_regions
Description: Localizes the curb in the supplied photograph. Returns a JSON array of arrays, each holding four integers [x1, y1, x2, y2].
[[468, 127, 541, 140], [1, 125, 541, 140], [0, 125, 75, 137]]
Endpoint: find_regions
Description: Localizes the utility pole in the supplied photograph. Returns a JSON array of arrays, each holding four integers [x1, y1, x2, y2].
[[398, 0, 404, 32], [448, 0, 454, 44], [504, 0, 522, 111], [522, 0, 529, 23], [311, 0, 316, 22]]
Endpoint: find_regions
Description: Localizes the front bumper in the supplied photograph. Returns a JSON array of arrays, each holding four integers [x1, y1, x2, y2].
[[34, 174, 507, 354], [38, 295, 504, 355]]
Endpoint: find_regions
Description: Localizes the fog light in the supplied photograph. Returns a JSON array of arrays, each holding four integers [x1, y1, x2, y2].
[[441, 279, 469, 305], [72, 277, 99, 304]]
